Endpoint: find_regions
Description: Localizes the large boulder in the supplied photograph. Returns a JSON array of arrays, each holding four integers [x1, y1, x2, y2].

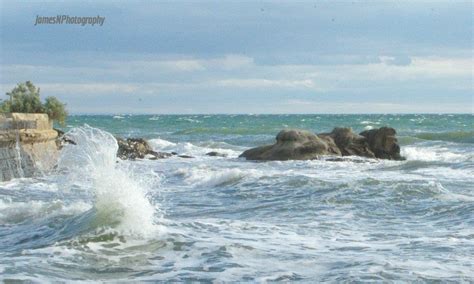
[[360, 127, 404, 160], [239, 129, 341, 161], [318, 127, 375, 158], [116, 138, 172, 160]]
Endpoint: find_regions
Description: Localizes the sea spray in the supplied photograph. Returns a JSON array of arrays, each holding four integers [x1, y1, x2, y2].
[[14, 131, 24, 178], [57, 125, 159, 237]]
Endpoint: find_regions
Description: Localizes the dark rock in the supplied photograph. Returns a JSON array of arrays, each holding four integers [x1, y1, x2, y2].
[[360, 127, 404, 160], [54, 128, 76, 149], [240, 129, 340, 161], [318, 127, 375, 158], [116, 137, 171, 160], [324, 157, 377, 163], [147, 151, 173, 160], [178, 155, 194, 159], [206, 151, 228, 157]]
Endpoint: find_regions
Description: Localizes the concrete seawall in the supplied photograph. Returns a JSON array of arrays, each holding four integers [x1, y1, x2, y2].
[[0, 113, 58, 181]]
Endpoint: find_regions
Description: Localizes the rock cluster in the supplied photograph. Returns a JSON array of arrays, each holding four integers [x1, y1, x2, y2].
[[240, 127, 404, 161], [116, 138, 172, 160], [55, 126, 403, 162]]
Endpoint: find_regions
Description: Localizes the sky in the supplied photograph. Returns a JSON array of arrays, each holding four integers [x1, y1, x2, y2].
[[0, 1, 472, 114]]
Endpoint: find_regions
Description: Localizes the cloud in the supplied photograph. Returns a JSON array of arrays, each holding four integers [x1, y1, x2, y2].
[[379, 56, 412, 66], [214, 78, 318, 90], [0, 54, 471, 113]]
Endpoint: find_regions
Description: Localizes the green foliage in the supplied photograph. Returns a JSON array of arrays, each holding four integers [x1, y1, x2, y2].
[[1, 81, 68, 125], [44, 96, 68, 125]]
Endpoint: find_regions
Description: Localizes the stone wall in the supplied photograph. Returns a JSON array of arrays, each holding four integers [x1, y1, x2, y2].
[[0, 113, 58, 181]]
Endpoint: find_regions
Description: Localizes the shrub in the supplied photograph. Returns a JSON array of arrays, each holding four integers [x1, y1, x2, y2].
[[44, 96, 68, 125], [1, 81, 68, 125]]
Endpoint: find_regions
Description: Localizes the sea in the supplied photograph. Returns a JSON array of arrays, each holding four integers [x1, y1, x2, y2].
[[0, 114, 473, 282]]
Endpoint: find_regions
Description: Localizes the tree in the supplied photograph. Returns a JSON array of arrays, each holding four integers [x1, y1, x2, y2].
[[44, 96, 68, 125], [1, 81, 68, 125], [2, 81, 44, 113]]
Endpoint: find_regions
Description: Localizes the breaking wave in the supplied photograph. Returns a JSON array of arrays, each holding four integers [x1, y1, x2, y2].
[[58, 125, 160, 237]]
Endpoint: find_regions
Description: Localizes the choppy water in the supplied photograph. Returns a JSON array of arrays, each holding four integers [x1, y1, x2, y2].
[[0, 114, 473, 282]]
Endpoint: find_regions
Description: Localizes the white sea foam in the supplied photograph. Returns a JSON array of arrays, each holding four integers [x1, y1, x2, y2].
[[0, 199, 91, 224], [176, 167, 248, 187], [148, 138, 177, 149], [148, 138, 240, 157], [178, 117, 201, 123], [401, 145, 469, 162], [58, 126, 160, 237], [360, 120, 380, 125]]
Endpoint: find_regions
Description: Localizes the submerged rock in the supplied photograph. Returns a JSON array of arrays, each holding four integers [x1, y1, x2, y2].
[[240, 129, 340, 161], [116, 138, 171, 160], [206, 151, 228, 157], [240, 127, 404, 161], [178, 154, 194, 159]]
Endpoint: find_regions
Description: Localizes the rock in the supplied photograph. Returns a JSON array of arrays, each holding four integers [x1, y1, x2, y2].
[[178, 155, 194, 159], [147, 151, 173, 160], [206, 151, 228, 157], [240, 127, 403, 161], [54, 128, 76, 149], [360, 127, 404, 160], [318, 127, 375, 158], [240, 129, 340, 161], [116, 138, 171, 160]]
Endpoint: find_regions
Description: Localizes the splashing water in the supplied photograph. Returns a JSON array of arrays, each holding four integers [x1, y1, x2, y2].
[[58, 125, 159, 237], [14, 131, 24, 178]]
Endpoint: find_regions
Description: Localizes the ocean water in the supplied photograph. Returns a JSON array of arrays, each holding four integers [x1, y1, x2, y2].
[[0, 114, 473, 282]]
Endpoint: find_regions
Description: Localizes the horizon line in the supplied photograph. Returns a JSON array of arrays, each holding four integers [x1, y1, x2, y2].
[[67, 112, 473, 116]]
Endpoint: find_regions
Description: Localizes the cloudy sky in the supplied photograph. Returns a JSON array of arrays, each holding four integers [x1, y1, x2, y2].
[[0, 1, 472, 114]]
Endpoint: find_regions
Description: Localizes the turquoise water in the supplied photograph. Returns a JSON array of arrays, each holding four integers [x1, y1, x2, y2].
[[0, 114, 473, 281]]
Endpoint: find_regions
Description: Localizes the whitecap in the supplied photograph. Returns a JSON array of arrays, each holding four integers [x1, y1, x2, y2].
[[175, 167, 248, 187], [58, 125, 162, 238], [401, 145, 469, 163]]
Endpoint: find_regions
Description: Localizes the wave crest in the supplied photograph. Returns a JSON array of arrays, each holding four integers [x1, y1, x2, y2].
[[57, 125, 160, 238]]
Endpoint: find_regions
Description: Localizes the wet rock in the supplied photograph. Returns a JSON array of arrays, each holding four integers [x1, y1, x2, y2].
[[240, 129, 340, 161], [360, 127, 404, 160], [147, 151, 173, 160], [178, 155, 194, 159], [318, 127, 375, 158], [54, 128, 76, 149], [116, 137, 171, 160], [206, 151, 228, 157]]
